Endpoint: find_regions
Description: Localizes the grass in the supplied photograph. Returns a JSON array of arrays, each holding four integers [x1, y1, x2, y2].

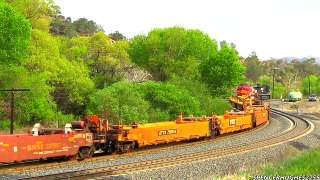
[[210, 148, 320, 180], [263, 148, 320, 175]]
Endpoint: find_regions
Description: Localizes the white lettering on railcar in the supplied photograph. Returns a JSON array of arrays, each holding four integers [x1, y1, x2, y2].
[[229, 119, 236, 126], [158, 129, 177, 136]]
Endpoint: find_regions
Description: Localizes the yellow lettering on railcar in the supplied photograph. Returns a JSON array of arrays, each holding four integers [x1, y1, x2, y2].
[[74, 134, 83, 138], [158, 129, 177, 136], [45, 143, 61, 149], [26, 144, 44, 151]]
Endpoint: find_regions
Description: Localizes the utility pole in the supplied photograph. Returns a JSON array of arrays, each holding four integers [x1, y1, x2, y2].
[[0, 88, 30, 134], [271, 68, 279, 99], [308, 75, 311, 95]]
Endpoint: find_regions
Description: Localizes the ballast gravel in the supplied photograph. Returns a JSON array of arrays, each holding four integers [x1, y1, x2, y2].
[[1, 110, 319, 180]]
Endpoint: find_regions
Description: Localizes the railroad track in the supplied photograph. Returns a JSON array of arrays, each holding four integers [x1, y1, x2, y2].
[[16, 108, 314, 180], [0, 119, 267, 174]]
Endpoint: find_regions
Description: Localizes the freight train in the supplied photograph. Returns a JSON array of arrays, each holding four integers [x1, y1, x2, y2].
[[252, 84, 271, 100], [0, 84, 269, 163]]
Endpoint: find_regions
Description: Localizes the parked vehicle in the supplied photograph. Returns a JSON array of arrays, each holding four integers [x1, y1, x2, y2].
[[288, 91, 302, 102], [308, 94, 317, 101]]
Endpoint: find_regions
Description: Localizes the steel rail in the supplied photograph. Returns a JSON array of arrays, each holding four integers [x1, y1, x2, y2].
[[0, 118, 268, 173], [18, 108, 313, 180]]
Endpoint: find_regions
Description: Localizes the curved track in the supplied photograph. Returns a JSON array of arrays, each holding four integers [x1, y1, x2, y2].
[[16, 108, 314, 180], [0, 120, 267, 174]]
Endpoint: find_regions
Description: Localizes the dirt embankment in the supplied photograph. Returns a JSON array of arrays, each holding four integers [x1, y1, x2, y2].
[[268, 99, 320, 116]]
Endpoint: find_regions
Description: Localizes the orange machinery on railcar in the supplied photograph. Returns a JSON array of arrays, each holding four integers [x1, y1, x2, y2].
[[105, 104, 269, 153], [251, 104, 269, 126], [230, 84, 263, 111], [0, 122, 93, 163]]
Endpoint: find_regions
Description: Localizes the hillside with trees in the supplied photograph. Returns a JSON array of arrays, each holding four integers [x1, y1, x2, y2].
[[243, 52, 320, 98], [0, 0, 319, 130]]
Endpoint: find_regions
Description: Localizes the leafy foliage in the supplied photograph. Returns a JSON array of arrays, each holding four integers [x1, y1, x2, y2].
[[50, 16, 103, 37], [73, 18, 103, 35], [6, 0, 314, 129], [109, 31, 126, 41], [8, 0, 58, 31], [0, 2, 31, 66], [87, 82, 151, 124], [59, 32, 132, 89], [169, 78, 231, 115], [50, 16, 76, 37], [200, 43, 245, 97], [0, 6, 241, 127], [244, 52, 263, 83], [0, 66, 61, 125], [142, 81, 202, 120], [128, 27, 217, 81], [87, 81, 231, 124], [301, 75, 319, 96]]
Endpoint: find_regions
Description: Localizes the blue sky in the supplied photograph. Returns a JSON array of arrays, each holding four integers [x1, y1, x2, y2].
[[55, 0, 320, 60]]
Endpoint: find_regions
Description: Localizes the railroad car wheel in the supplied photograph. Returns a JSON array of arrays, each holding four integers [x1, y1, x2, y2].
[[251, 114, 257, 128], [117, 142, 134, 153], [215, 124, 221, 136], [77, 149, 85, 160], [77, 147, 94, 160], [67, 155, 76, 161], [107, 140, 117, 154]]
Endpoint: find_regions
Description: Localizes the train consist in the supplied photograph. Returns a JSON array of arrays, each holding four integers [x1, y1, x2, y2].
[[0, 84, 269, 163], [252, 84, 271, 100]]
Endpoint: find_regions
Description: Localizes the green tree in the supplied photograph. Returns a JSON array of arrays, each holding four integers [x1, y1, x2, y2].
[[142, 81, 202, 120], [59, 32, 131, 89], [109, 31, 126, 41], [244, 52, 263, 83], [24, 28, 94, 115], [58, 35, 89, 62], [0, 2, 31, 66], [199, 43, 245, 97], [24, 29, 60, 75], [87, 82, 150, 124], [87, 81, 226, 124], [73, 18, 103, 36], [301, 75, 319, 96], [0, 66, 64, 126], [50, 15, 77, 37], [169, 78, 230, 115], [86, 32, 130, 88], [8, 0, 58, 31], [128, 27, 217, 81]]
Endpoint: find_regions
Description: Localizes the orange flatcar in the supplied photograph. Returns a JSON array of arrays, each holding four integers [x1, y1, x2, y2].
[[105, 104, 269, 153], [105, 115, 215, 152]]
